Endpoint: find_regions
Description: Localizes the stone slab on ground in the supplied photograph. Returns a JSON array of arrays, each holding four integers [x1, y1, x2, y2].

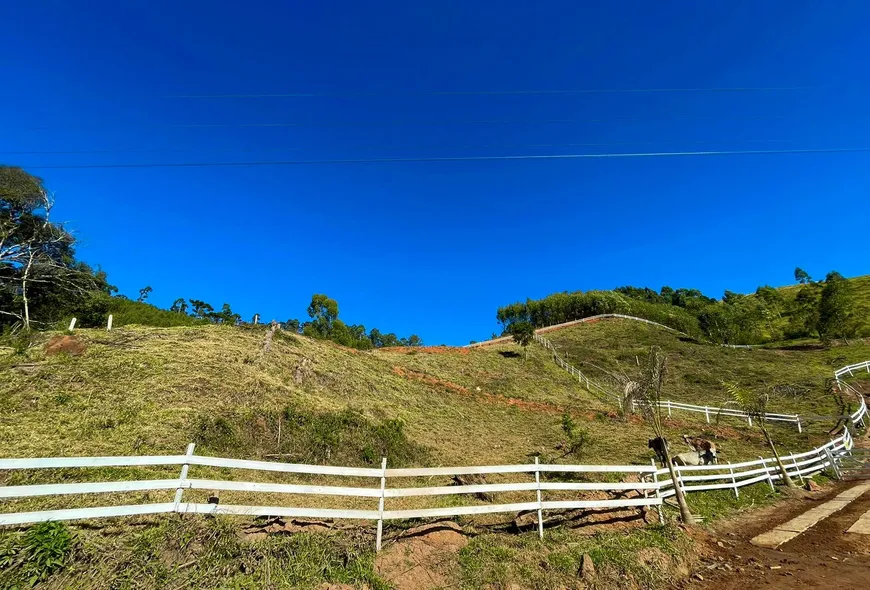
[[846, 508, 870, 535], [751, 482, 870, 548]]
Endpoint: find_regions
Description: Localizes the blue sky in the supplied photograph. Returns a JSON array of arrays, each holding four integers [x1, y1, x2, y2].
[[2, 1, 869, 344]]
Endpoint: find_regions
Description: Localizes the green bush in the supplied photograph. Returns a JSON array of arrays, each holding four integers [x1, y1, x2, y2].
[[108, 298, 205, 327], [0, 522, 75, 588], [192, 405, 428, 467]]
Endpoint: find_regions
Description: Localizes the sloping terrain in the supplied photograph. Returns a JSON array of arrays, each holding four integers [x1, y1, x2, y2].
[[1, 322, 867, 589]]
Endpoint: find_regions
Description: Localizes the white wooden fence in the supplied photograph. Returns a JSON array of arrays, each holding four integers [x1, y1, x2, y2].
[[534, 330, 806, 430], [0, 451, 661, 550], [533, 332, 620, 403], [0, 362, 866, 548]]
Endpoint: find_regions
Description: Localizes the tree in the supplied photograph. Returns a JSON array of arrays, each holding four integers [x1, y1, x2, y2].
[[137, 286, 152, 302], [634, 347, 695, 523], [508, 321, 535, 359], [284, 318, 301, 333], [787, 282, 822, 338], [189, 299, 214, 319], [307, 294, 339, 337], [724, 382, 796, 488], [407, 334, 423, 347], [170, 298, 188, 314], [794, 267, 812, 285], [1, 166, 102, 329], [817, 271, 857, 343], [212, 303, 241, 325]]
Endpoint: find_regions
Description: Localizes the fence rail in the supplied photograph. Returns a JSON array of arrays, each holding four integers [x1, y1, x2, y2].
[[0, 362, 867, 549]]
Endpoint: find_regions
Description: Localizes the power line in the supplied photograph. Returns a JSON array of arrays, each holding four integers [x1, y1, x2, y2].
[[0, 138, 799, 155], [21, 147, 870, 169], [162, 86, 812, 99], [14, 112, 830, 132]]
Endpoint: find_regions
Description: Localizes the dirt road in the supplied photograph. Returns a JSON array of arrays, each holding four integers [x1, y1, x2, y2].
[[682, 482, 870, 588]]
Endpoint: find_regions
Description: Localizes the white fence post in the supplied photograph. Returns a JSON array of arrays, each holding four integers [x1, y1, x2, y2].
[[790, 454, 804, 484], [173, 443, 196, 511], [728, 462, 739, 498], [68, 317, 77, 331], [797, 418, 802, 434], [704, 407, 710, 423], [534, 456, 544, 539], [825, 447, 841, 480], [759, 456, 774, 491], [376, 457, 388, 551], [747, 415, 753, 427], [106, 314, 113, 331], [651, 458, 664, 525], [667, 400, 672, 418]]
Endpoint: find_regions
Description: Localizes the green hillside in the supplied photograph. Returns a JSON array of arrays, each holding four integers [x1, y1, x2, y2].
[[1, 322, 867, 589], [495, 273, 870, 346]]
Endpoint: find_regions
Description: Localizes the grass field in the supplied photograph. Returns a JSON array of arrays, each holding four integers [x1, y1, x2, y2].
[[0, 320, 866, 589]]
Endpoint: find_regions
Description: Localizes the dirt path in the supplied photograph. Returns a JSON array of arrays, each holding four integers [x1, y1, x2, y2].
[[681, 482, 870, 588]]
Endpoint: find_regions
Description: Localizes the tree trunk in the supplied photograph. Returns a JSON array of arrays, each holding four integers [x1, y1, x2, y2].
[[761, 426, 796, 488], [21, 248, 35, 331], [663, 443, 695, 523]]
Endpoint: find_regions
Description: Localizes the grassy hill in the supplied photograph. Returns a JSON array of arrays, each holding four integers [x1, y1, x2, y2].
[[0, 322, 867, 589]]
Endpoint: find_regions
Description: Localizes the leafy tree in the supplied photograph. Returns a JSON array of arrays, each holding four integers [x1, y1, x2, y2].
[[794, 267, 812, 284], [787, 282, 822, 338], [284, 318, 301, 333], [137, 286, 152, 302], [818, 271, 857, 343], [508, 321, 535, 359], [406, 334, 423, 347], [724, 381, 795, 488], [189, 299, 214, 319], [169, 298, 188, 314], [0, 166, 104, 329], [212, 303, 241, 325], [307, 294, 339, 337], [635, 347, 694, 523]]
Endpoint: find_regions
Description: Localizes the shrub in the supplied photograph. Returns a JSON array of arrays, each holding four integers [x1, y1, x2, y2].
[[0, 522, 75, 588], [560, 413, 591, 457], [191, 406, 428, 467]]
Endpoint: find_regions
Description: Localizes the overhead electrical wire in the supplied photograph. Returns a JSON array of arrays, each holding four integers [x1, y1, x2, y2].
[[161, 86, 811, 99], [20, 147, 870, 169], [17, 112, 840, 132], [0, 138, 799, 156]]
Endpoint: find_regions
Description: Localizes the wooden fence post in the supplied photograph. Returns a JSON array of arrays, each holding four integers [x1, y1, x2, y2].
[[107, 314, 113, 331], [728, 462, 739, 498], [376, 457, 388, 551], [534, 457, 544, 539], [796, 418, 802, 434], [651, 458, 664, 525], [173, 443, 196, 512]]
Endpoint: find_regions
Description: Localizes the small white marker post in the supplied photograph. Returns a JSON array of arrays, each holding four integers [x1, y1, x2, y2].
[[376, 457, 388, 551], [106, 314, 113, 331], [704, 407, 710, 424], [68, 317, 77, 332], [174, 443, 196, 512], [534, 456, 544, 539]]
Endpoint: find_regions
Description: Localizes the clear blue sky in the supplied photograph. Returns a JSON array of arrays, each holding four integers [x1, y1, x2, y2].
[[2, 1, 869, 344]]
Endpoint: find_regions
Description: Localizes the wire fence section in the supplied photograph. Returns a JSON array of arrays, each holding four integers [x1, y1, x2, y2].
[[0, 362, 867, 549]]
